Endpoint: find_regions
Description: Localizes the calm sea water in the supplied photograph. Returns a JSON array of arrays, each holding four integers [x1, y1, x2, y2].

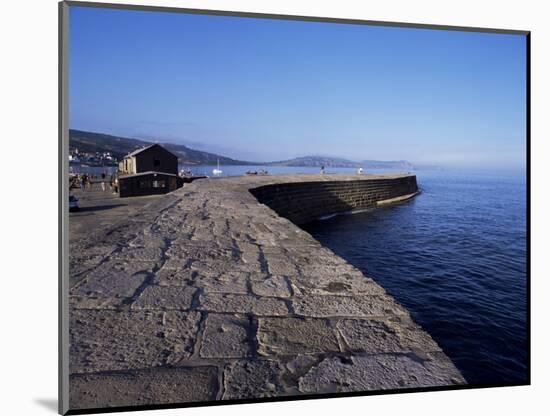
[[303, 170, 528, 386], [180, 164, 360, 176], [69, 164, 360, 176]]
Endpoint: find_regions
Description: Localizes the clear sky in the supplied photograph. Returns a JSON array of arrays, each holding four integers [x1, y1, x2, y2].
[[69, 6, 527, 170]]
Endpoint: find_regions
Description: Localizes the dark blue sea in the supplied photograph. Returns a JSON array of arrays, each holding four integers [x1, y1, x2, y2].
[[303, 169, 528, 386]]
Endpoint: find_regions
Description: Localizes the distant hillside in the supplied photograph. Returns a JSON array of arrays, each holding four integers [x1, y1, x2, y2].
[[268, 156, 361, 168], [268, 156, 415, 170], [69, 130, 255, 166], [69, 130, 150, 160], [361, 160, 415, 170], [69, 130, 416, 169]]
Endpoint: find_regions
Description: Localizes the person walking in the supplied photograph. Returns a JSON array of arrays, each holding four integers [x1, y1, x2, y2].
[[82, 174, 88, 191], [101, 172, 106, 191]]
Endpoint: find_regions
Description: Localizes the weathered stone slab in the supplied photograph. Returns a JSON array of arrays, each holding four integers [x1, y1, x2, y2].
[[69, 296, 118, 310], [298, 263, 365, 277], [69, 261, 98, 283], [168, 238, 219, 250], [284, 354, 320, 377], [72, 214, 138, 246], [128, 232, 166, 249], [70, 310, 201, 373], [161, 254, 191, 270], [231, 229, 261, 244], [298, 353, 466, 394], [71, 260, 156, 304], [161, 257, 191, 270], [259, 245, 287, 255], [249, 231, 279, 246], [155, 222, 194, 240], [111, 245, 164, 263], [153, 266, 195, 286], [189, 259, 237, 275], [292, 295, 408, 318], [251, 276, 291, 298], [69, 366, 219, 410], [199, 293, 288, 316], [199, 314, 253, 358], [166, 244, 240, 265], [131, 285, 196, 310], [257, 317, 340, 355], [265, 258, 298, 276], [162, 241, 230, 269], [70, 243, 119, 261], [291, 272, 386, 297], [238, 242, 261, 267], [223, 359, 286, 399], [336, 318, 401, 353], [197, 271, 250, 295], [281, 245, 328, 262], [337, 317, 442, 354], [69, 249, 116, 278]]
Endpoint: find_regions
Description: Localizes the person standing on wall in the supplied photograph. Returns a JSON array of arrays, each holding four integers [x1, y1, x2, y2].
[[81, 174, 87, 191]]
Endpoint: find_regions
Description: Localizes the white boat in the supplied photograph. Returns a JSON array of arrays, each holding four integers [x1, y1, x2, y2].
[[212, 159, 223, 176]]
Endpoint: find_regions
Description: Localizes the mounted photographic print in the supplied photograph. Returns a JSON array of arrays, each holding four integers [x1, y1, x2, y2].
[[59, 1, 530, 414]]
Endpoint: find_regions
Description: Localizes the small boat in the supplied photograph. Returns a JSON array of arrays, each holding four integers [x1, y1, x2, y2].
[[212, 159, 223, 176], [245, 169, 268, 176]]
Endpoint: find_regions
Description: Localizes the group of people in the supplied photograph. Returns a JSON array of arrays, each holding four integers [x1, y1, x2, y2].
[[74, 172, 116, 192]]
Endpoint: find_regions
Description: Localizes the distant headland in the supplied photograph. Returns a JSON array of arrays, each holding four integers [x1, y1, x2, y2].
[[69, 129, 416, 170]]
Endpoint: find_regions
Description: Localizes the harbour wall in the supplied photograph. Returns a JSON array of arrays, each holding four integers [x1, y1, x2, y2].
[[68, 172, 464, 411], [250, 174, 418, 225]]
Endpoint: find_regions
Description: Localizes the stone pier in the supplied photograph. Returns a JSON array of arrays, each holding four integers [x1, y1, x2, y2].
[[68, 173, 465, 411]]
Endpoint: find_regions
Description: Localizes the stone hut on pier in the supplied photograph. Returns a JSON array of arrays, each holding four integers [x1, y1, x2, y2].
[[117, 144, 182, 197]]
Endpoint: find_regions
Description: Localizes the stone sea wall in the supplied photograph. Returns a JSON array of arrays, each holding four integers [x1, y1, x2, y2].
[[68, 173, 463, 411], [250, 175, 418, 225]]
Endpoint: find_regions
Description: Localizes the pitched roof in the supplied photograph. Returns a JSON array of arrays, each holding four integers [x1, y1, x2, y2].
[[125, 144, 158, 158], [124, 143, 179, 159]]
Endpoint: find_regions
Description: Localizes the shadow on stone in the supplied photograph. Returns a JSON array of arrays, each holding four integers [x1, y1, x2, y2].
[[76, 204, 128, 213]]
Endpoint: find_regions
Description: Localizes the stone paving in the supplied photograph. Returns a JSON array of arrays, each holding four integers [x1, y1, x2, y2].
[[68, 174, 465, 410]]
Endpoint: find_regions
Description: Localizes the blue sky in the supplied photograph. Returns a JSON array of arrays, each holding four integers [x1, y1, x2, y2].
[[69, 6, 526, 170]]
